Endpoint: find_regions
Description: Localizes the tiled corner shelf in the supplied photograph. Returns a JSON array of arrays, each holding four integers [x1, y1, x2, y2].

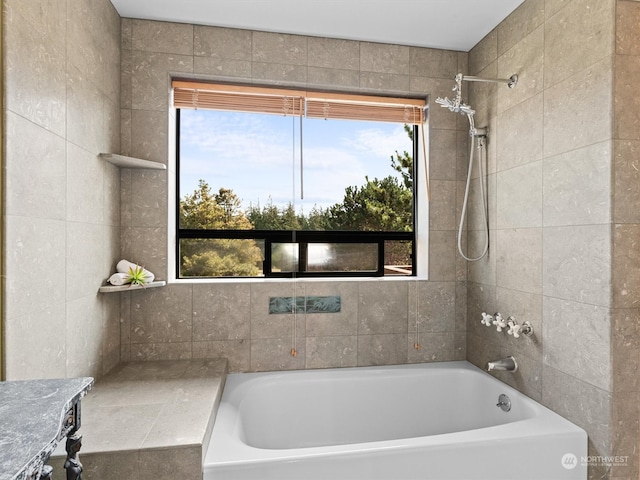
[[99, 153, 166, 170], [98, 281, 166, 293]]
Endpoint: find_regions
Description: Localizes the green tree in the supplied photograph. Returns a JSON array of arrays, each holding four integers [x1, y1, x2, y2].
[[180, 180, 263, 277], [246, 199, 303, 230]]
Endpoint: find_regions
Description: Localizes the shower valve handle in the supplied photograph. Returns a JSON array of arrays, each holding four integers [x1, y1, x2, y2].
[[492, 313, 507, 332]]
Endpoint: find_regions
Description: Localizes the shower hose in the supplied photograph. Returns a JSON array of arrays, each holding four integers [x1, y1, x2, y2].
[[457, 118, 489, 262]]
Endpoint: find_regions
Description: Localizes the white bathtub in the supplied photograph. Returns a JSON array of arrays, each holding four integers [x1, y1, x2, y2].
[[204, 361, 587, 480]]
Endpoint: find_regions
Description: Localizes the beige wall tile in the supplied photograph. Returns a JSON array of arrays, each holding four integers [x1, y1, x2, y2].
[[497, 0, 545, 56], [306, 67, 360, 89], [429, 180, 457, 230], [132, 20, 194, 55], [138, 446, 202, 480], [251, 62, 307, 84], [358, 282, 408, 334], [542, 365, 612, 456], [121, 227, 167, 280], [360, 42, 410, 74], [130, 109, 169, 163], [495, 228, 542, 294], [5, 0, 66, 53], [121, 169, 168, 228], [5, 217, 66, 319], [496, 93, 544, 171], [467, 232, 496, 286], [4, 111, 66, 220], [614, 140, 640, 223], [496, 160, 543, 229], [4, 11, 66, 137], [543, 297, 611, 390], [252, 31, 307, 65], [66, 295, 104, 378], [543, 58, 613, 158], [408, 332, 456, 362], [4, 304, 67, 380], [429, 128, 458, 180], [543, 141, 612, 227], [497, 25, 544, 113], [429, 230, 457, 281], [66, 222, 106, 301], [192, 340, 250, 372], [304, 282, 358, 336], [192, 284, 251, 341], [129, 285, 193, 344], [250, 337, 306, 371], [543, 225, 612, 306], [306, 336, 357, 369], [469, 28, 497, 75], [66, 144, 104, 223], [409, 47, 458, 78], [308, 37, 359, 70], [67, 64, 104, 152], [409, 281, 456, 333], [544, 0, 614, 88], [193, 57, 252, 78], [611, 308, 640, 393], [131, 51, 193, 111], [194, 25, 252, 60], [614, 53, 640, 140], [359, 71, 410, 92], [617, 0, 640, 55], [130, 342, 193, 361], [357, 333, 407, 366], [613, 224, 640, 308]]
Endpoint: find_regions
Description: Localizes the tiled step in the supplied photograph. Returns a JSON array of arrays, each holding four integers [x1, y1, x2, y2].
[[51, 359, 227, 480]]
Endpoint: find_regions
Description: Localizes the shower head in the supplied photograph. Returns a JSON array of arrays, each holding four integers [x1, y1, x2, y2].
[[435, 96, 476, 116]]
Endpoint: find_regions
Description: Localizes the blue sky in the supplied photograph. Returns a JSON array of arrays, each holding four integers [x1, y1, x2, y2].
[[179, 109, 412, 213]]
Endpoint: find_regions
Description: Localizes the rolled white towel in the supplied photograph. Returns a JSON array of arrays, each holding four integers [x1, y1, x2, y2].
[[108, 272, 130, 286], [116, 259, 155, 283]]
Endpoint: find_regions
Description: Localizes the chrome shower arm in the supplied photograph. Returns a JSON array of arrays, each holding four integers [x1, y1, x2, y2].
[[462, 74, 518, 88]]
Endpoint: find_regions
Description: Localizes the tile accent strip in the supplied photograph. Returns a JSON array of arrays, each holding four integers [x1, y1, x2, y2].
[[269, 296, 341, 314]]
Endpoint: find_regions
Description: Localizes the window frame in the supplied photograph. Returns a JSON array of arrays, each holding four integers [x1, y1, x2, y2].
[[174, 89, 423, 280]]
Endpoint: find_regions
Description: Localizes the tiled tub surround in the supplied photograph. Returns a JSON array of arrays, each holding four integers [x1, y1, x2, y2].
[[119, 19, 470, 371], [120, 280, 464, 372], [3, 0, 122, 380], [464, 0, 640, 479], [50, 359, 227, 480]]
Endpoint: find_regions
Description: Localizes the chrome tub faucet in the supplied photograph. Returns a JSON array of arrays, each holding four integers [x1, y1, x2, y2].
[[486, 356, 518, 372]]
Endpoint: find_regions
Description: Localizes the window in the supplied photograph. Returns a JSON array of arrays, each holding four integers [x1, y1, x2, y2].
[[174, 81, 426, 278]]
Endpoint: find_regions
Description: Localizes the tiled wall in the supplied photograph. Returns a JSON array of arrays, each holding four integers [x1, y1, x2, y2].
[[118, 19, 469, 372], [612, 2, 640, 479], [2, 0, 122, 380], [465, 0, 639, 478]]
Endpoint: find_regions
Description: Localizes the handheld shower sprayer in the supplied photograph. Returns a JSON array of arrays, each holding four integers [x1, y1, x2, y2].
[[435, 72, 518, 262]]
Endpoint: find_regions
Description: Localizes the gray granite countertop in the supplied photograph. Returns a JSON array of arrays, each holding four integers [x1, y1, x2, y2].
[[0, 377, 93, 480]]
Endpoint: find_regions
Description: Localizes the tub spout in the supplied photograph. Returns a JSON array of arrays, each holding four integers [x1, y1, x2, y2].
[[486, 356, 518, 372]]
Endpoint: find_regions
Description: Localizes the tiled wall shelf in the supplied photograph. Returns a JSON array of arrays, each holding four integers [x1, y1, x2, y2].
[[98, 280, 166, 293], [99, 153, 166, 170]]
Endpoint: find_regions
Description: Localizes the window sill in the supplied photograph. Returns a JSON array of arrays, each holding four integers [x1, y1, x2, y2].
[[167, 276, 424, 285]]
